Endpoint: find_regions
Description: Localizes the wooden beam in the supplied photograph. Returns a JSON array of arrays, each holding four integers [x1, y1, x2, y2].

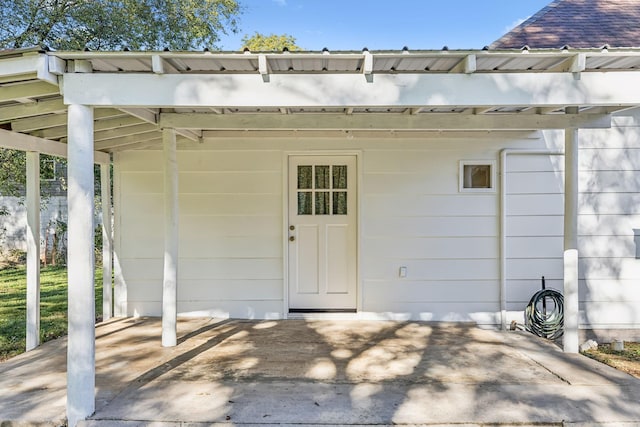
[[0, 54, 41, 78], [62, 71, 640, 109], [0, 81, 59, 103], [94, 123, 158, 142], [258, 54, 269, 82], [68, 59, 93, 73], [32, 116, 149, 140], [152, 55, 165, 74], [201, 129, 536, 139], [0, 98, 66, 122], [363, 51, 373, 82], [0, 128, 66, 156], [160, 112, 611, 130], [151, 55, 179, 74], [0, 128, 110, 164], [94, 131, 160, 150], [549, 53, 586, 74], [108, 139, 162, 152], [174, 128, 201, 142], [47, 56, 66, 75], [0, 54, 56, 84], [118, 108, 158, 124], [36, 55, 59, 85], [449, 54, 476, 74], [0, 73, 36, 85], [11, 108, 125, 132]]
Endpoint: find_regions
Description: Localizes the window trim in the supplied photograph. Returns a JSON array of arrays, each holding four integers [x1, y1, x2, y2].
[[459, 160, 496, 193]]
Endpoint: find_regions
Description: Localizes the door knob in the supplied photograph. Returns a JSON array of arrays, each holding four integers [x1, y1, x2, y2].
[[289, 225, 295, 230], [289, 236, 295, 242]]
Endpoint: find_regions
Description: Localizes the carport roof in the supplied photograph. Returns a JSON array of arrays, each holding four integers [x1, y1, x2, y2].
[[2, 47, 640, 154]]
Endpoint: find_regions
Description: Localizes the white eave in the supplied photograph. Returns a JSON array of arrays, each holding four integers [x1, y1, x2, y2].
[[2, 47, 640, 153]]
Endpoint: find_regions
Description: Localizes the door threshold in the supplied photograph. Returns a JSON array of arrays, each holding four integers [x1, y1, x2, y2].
[[287, 309, 358, 320]]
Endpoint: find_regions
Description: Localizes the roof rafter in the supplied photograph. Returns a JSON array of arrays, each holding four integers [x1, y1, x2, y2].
[[0, 81, 59, 103], [0, 128, 109, 164], [0, 98, 66, 122], [11, 108, 126, 132]]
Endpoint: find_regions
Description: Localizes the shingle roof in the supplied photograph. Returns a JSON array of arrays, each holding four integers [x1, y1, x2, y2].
[[491, 0, 640, 49]]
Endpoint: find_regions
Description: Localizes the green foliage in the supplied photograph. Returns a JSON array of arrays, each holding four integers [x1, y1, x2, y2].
[[0, 0, 242, 51], [0, 149, 66, 197], [0, 149, 26, 197], [241, 32, 302, 52], [0, 266, 103, 361]]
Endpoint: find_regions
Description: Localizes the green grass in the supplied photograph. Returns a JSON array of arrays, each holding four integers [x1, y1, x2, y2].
[[0, 266, 103, 361]]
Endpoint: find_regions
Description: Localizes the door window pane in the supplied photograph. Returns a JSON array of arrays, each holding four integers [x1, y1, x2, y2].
[[332, 165, 347, 189], [315, 166, 330, 189], [298, 192, 312, 215], [333, 192, 347, 215], [298, 166, 312, 189], [315, 192, 329, 215]]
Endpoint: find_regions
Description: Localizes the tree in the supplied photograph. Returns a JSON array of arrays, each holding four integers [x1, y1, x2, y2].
[[0, 149, 27, 197], [0, 0, 243, 194], [0, 0, 243, 51], [241, 32, 302, 52]]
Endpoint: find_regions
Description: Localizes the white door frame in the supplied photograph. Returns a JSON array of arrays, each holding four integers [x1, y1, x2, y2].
[[283, 150, 362, 317]]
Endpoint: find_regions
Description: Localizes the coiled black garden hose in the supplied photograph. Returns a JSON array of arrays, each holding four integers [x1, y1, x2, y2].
[[524, 288, 564, 340]]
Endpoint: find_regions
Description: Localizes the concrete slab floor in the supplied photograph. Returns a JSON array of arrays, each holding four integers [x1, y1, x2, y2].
[[1, 317, 639, 427]]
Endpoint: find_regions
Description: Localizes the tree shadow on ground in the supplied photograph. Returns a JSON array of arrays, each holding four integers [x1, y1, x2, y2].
[[86, 317, 640, 425]]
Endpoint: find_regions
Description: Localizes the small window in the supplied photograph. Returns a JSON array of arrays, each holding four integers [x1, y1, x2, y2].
[[459, 160, 495, 192]]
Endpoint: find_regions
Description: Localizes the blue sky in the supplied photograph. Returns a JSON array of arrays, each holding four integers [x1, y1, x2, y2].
[[218, 0, 552, 51]]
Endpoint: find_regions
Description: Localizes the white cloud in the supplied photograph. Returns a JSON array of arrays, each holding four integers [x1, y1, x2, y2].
[[504, 17, 528, 33], [272, 0, 287, 5]]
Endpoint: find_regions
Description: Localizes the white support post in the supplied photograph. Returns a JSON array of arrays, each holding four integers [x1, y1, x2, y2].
[[26, 151, 40, 351], [112, 153, 126, 317], [101, 163, 113, 321], [162, 128, 178, 347], [564, 106, 580, 353], [66, 104, 95, 427]]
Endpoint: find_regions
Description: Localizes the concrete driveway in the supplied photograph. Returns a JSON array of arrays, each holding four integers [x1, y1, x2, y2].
[[1, 317, 639, 427]]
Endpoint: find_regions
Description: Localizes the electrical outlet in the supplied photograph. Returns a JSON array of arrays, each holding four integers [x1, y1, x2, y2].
[[399, 266, 407, 278]]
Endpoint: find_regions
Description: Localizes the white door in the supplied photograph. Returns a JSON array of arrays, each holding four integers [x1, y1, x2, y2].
[[288, 155, 357, 311]]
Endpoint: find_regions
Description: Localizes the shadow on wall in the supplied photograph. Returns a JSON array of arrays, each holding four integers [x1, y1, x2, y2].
[[537, 113, 640, 341]]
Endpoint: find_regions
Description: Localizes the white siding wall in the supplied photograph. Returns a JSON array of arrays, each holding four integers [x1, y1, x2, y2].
[[578, 114, 640, 330], [361, 142, 503, 323], [504, 152, 565, 321], [114, 119, 640, 329], [115, 148, 284, 318], [505, 113, 640, 331]]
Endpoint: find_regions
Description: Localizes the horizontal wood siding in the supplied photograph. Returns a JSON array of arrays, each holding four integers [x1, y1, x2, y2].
[[506, 118, 640, 329], [580, 126, 640, 329], [114, 121, 640, 329], [116, 149, 283, 318], [361, 144, 506, 324]]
